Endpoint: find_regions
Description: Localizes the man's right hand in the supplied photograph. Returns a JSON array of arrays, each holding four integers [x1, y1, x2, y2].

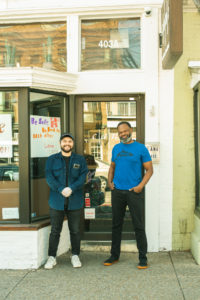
[[108, 182, 114, 190], [61, 187, 72, 197]]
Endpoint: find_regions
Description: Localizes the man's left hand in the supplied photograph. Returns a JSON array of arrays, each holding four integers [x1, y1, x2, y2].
[[129, 185, 143, 193], [61, 187, 72, 197]]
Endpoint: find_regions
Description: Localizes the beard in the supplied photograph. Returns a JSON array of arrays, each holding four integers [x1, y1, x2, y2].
[[61, 145, 73, 153], [120, 133, 132, 144]]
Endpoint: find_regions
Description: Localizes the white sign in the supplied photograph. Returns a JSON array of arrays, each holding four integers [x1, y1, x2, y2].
[[0, 114, 13, 158], [146, 142, 160, 164], [2, 207, 19, 220], [30, 115, 61, 158], [84, 208, 95, 219]]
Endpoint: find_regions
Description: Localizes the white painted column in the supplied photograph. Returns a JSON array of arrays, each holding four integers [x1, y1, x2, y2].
[[67, 15, 80, 73], [158, 69, 174, 251], [143, 8, 160, 252]]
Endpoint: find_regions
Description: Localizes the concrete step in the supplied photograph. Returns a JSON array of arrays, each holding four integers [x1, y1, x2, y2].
[[81, 240, 137, 253]]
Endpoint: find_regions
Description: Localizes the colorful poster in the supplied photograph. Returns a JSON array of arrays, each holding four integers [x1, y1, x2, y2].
[[0, 114, 13, 158], [30, 115, 61, 158]]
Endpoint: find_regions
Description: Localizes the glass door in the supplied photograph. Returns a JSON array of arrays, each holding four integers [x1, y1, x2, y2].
[[0, 91, 19, 222], [75, 95, 144, 240], [29, 91, 66, 221]]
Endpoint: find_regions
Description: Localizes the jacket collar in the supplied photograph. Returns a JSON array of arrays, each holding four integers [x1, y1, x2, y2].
[[57, 151, 75, 159]]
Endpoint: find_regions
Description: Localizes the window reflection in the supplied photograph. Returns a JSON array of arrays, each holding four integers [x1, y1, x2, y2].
[[81, 18, 141, 71], [29, 92, 64, 220], [0, 22, 67, 71], [0, 91, 19, 221], [83, 101, 136, 222]]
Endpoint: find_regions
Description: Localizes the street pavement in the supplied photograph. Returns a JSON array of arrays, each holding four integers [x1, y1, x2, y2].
[[1, 251, 200, 300]]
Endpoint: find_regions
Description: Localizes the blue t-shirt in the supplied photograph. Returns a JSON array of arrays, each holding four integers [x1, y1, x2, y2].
[[112, 141, 152, 190]]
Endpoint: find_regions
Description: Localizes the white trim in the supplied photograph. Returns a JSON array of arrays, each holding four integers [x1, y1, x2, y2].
[[188, 61, 200, 88], [0, 67, 78, 93], [188, 61, 200, 69], [0, 1, 163, 24]]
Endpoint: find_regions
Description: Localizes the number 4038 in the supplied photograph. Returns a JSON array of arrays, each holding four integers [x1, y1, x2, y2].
[[98, 40, 119, 48]]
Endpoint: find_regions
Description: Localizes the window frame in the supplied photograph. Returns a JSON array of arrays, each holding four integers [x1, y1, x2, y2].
[[0, 87, 68, 224], [79, 15, 143, 72]]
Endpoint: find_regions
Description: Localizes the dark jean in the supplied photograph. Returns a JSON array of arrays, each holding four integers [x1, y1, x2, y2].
[[111, 188, 147, 263], [48, 206, 82, 257]]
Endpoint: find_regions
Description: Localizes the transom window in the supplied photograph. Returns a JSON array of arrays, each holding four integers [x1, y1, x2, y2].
[[0, 22, 67, 71], [81, 18, 141, 71]]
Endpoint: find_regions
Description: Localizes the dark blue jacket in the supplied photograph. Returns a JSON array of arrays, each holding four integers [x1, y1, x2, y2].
[[45, 152, 88, 210]]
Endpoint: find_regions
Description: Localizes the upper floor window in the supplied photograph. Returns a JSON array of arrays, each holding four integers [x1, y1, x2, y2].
[[0, 22, 67, 71], [81, 18, 141, 71], [107, 102, 136, 117]]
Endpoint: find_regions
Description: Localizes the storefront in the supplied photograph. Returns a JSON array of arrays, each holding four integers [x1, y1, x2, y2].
[[0, 0, 174, 269]]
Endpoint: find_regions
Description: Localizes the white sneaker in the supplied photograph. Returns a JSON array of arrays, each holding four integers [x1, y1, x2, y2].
[[44, 256, 57, 269], [71, 255, 82, 268]]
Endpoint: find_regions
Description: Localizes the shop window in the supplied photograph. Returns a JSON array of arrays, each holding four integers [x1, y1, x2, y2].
[[0, 91, 19, 221], [0, 22, 67, 71], [29, 92, 64, 220], [81, 18, 141, 71], [194, 88, 200, 211], [90, 141, 102, 160]]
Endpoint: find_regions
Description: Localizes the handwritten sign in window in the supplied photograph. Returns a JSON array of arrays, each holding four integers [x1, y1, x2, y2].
[[30, 115, 61, 158]]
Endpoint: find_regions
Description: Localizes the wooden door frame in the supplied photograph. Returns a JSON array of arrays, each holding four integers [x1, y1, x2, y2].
[[74, 94, 145, 240]]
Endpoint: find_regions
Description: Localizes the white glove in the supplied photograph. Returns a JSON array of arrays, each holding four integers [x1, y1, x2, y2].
[[61, 187, 72, 197]]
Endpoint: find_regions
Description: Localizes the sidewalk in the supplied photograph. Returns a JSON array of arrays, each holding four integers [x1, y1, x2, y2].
[[1, 251, 200, 300]]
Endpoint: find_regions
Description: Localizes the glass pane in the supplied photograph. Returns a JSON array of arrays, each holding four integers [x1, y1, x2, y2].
[[30, 92, 64, 220], [81, 18, 141, 71], [83, 101, 136, 232], [0, 22, 67, 71], [0, 91, 19, 221]]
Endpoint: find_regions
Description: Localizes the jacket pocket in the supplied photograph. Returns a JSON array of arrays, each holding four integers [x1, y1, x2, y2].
[[71, 168, 80, 178], [53, 167, 62, 176]]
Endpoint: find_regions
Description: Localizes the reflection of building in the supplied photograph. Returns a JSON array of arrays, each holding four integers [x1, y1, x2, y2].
[[83, 101, 136, 164], [0, 23, 66, 71]]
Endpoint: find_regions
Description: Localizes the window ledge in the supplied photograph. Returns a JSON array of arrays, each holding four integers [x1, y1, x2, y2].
[[0, 67, 78, 94], [188, 61, 200, 88], [0, 219, 50, 231]]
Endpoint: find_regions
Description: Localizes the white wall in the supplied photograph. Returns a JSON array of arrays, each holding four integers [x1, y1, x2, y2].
[[191, 215, 200, 265], [0, 0, 163, 10], [0, 220, 70, 269]]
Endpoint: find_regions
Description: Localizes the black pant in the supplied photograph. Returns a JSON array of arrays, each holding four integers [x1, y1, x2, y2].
[[111, 188, 147, 262], [48, 206, 82, 257]]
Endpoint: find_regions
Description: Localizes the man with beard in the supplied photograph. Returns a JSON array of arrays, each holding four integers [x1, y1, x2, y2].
[[104, 122, 153, 269], [44, 133, 88, 269]]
